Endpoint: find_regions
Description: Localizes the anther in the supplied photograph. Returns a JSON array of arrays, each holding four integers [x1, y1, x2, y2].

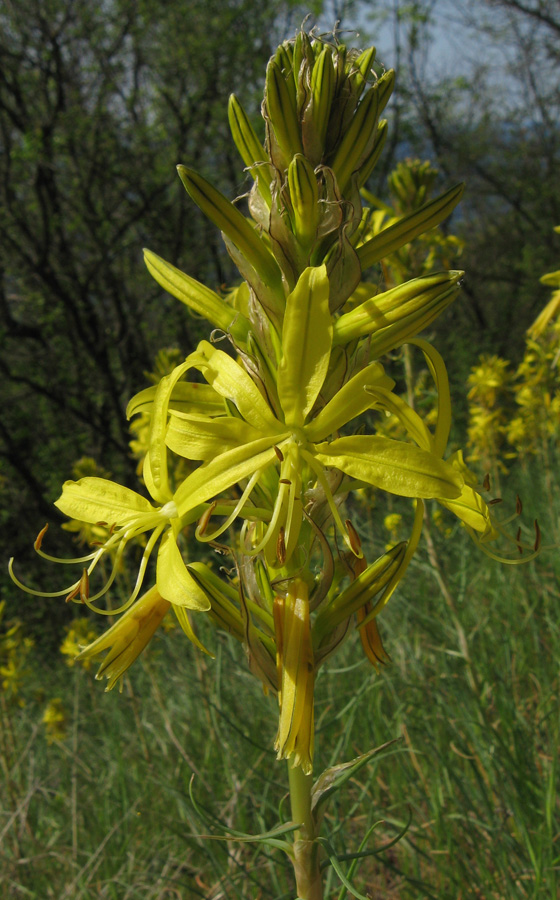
[[34, 524, 49, 551], [95, 521, 108, 528], [345, 519, 362, 556], [483, 473, 490, 492], [534, 519, 541, 552], [516, 495, 523, 516], [279, 478, 292, 485], [65, 582, 81, 604], [516, 527, 522, 554], [274, 446, 284, 462], [489, 498, 503, 506], [79, 569, 89, 603], [197, 501, 217, 536], [277, 526, 286, 565]]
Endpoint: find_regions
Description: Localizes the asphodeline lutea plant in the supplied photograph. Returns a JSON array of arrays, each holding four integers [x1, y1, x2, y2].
[[10, 30, 540, 900]]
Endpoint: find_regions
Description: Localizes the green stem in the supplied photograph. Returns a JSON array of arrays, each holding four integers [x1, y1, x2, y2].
[[288, 764, 323, 900]]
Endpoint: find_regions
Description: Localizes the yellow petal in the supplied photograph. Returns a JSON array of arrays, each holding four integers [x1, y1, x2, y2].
[[55, 477, 155, 525], [156, 530, 211, 610]]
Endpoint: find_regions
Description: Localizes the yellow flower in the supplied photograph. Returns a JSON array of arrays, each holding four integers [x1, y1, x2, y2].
[[43, 698, 67, 743]]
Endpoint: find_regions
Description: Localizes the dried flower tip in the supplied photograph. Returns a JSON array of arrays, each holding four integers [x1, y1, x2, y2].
[[34, 523, 49, 551]]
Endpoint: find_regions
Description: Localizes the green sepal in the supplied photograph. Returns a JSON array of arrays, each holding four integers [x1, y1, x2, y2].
[[357, 182, 465, 270], [143, 249, 250, 342], [375, 68, 395, 115], [177, 166, 283, 293]]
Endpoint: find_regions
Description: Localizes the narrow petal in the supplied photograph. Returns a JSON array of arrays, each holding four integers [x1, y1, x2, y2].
[[55, 477, 155, 526], [156, 530, 211, 610], [312, 435, 463, 499]]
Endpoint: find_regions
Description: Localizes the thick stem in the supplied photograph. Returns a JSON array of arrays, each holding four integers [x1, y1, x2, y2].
[[288, 764, 323, 900]]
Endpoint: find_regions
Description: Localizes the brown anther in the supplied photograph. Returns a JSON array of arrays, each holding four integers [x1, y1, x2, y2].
[[95, 521, 108, 528], [109, 522, 118, 535], [276, 526, 286, 565], [516, 526, 523, 554], [279, 478, 292, 485], [34, 523, 49, 551], [79, 569, 89, 603], [274, 445, 284, 462], [65, 583, 81, 604], [516, 495, 523, 516], [345, 519, 362, 556], [197, 501, 217, 535], [534, 519, 541, 552], [482, 473, 490, 492], [489, 498, 503, 506]]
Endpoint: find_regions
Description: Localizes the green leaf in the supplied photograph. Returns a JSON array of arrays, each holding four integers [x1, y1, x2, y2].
[[312, 435, 463, 499], [277, 266, 332, 426]]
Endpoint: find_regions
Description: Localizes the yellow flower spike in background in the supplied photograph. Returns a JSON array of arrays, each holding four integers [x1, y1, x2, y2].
[[9, 26, 542, 900]]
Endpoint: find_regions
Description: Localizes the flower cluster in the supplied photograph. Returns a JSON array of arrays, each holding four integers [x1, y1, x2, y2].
[[11, 31, 525, 775]]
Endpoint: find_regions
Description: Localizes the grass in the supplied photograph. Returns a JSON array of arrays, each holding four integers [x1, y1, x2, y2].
[[2, 468, 559, 899]]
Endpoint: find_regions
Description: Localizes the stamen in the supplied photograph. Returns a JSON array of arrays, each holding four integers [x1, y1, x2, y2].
[[8, 557, 80, 599], [516, 495, 523, 516], [274, 445, 284, 462], [34, 524, 49, 551], [79, 569, 89, 603], [482, 473, 490, 492], [196, 470, 262, 543]]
